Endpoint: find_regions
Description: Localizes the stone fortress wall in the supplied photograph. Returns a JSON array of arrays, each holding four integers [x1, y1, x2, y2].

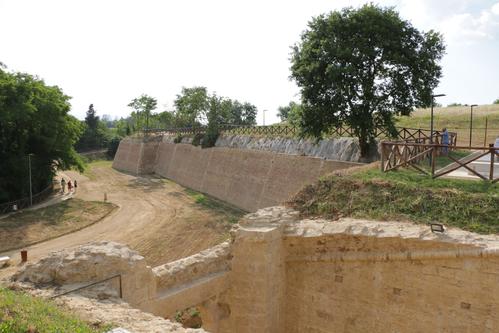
[[17, 207, 499, 333], [159, 207, 499, 333], [112, 135, 363, 211], [107, 135, 499, 332]]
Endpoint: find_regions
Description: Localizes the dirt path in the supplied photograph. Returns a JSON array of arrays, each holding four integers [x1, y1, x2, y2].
[[1, 163, 241, 273]]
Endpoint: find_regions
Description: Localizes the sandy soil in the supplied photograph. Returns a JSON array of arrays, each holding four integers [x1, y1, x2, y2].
[[1, 163, 239, 277]]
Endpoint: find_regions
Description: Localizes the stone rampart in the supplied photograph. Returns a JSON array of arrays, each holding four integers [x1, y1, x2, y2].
[[14, 210, 499, 332], [113, 137, 361, 211], [219, 207, 499, 333]]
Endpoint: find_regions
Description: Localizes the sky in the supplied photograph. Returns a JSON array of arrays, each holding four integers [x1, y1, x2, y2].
[[1, 0, 499, 125]]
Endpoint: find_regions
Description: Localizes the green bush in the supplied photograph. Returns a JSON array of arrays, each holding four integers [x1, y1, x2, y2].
[[192, 133, 204, 146], [173, 133, 183, 143], [107, 137, 121, 158], [201, 132, 218, 148]]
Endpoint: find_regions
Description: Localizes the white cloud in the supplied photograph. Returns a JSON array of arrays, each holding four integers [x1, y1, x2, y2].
[[437, 4, 499, 46], [492, 2, 499, 15], [397, 0, 499, 46]]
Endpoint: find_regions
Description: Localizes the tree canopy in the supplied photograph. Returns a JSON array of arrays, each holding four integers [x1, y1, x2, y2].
[[290, 4, 445, 157], [277, 101, 303, 126], [128, 94, 158, 131], [173, 87, 209, 127], [75, 104, 111, 151], [173, 86, 257, 127], [0, 67, 84, 202]]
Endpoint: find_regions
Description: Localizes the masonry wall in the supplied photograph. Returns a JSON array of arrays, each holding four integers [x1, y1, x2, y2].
[[284, 236, 499, 333], [215, 207, 499, 333], [113, 137, 361, 211]]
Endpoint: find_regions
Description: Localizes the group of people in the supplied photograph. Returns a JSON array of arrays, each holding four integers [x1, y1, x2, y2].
[[60, 178, 77, 194]]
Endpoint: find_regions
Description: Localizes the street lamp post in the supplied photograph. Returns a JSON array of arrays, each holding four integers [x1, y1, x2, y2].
[[430, 94, 446, 144], [469, 104, 478, 147], [28, 153, 33, 206]]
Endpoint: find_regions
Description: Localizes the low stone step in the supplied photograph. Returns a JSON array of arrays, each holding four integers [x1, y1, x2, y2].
[[0, 256, 10, 267]]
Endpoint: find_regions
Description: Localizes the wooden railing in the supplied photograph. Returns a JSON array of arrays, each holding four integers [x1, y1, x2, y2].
[[144, 124, 457, 143], [381, 142, 499, 182]]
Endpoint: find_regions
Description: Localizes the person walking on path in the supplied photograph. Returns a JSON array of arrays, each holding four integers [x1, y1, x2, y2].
[[441, 128, 449, 155], [60, 178, 66, 194], [74, 180, 78, 192], [67, 180, 73, 193]]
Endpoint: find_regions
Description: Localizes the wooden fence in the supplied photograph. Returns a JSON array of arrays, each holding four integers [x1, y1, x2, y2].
[[381, 142, 499, 182], [144, 124, 457, 143]]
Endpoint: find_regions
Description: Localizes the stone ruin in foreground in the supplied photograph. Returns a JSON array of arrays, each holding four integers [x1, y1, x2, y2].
[[13, 206, 499, 333]]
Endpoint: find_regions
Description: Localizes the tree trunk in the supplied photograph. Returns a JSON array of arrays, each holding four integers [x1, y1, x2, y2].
[[358, 135, 371, 159]]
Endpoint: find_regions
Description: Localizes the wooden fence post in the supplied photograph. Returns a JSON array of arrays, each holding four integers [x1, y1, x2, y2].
[[380, 142, 385, 172], [431, 147, 437, 177], [484, 117, 488, 146], [490, 144, 495, 181]]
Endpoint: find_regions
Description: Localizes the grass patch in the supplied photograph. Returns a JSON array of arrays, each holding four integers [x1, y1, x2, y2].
[[83, 160, 113, 180], [0, 287, 111, 333], [395, 104, 499, 146], [184, 189, 245, 224], [0, 199, 117, 252], [290, 168, 499, 234]]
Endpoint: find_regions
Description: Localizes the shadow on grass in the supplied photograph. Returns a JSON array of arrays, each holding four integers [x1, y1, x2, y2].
[[126, 176, 167, 192]]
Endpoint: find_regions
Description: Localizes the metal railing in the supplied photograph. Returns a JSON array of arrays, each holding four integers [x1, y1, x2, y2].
[[0, 183, 54, 215], [50, 274, 123, 299]]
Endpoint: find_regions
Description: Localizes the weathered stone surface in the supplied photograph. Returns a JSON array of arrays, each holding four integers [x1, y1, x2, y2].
[[153, 242, 231, 291], [12, 241, 146, 285], [215, 134, 364, 162]]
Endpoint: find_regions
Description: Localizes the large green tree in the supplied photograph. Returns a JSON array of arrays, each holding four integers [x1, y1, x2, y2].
[[0, 67, 84, 202], [290, 4, 445, 157], [76, 104, 110, 150], [173, 87, 209, 127], [128, 94, 158, 131]]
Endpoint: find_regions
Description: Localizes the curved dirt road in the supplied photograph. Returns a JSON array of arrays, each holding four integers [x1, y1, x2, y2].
[[1, 163, 240, 270]]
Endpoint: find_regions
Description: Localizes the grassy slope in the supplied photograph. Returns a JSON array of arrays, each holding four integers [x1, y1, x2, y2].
[[0, 199, 117, 252], [0, 287, 110, 333], [290, 166, 499, 234], [82, 160, 113, 180], [184, 188, 246, 225], [395, 104, 499, 146]]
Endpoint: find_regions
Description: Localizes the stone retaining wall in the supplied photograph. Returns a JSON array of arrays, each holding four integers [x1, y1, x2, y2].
[[217, 207, 499, 333], [14, 209, 499, 332], [112, 137, 361, 211]]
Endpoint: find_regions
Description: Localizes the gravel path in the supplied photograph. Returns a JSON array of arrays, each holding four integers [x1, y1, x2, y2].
[[1, 164, 235, 278]]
